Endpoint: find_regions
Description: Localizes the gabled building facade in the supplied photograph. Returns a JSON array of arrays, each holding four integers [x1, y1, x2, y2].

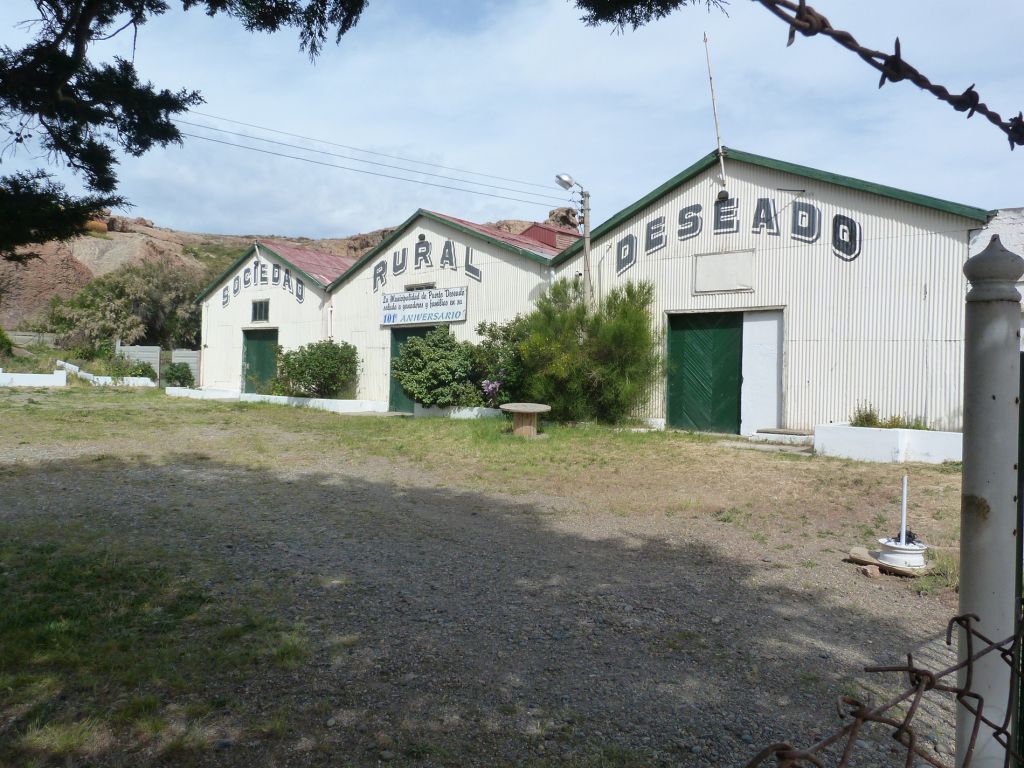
[[328, 209, 578, 411], [194, 148, 1001, 434], [552, 148, 991, 432], [196, 240, 355, 392]]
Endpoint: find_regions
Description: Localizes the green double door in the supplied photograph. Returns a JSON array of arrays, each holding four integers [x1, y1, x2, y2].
[[389, 326, 435, 413], [242, 329, 278, 394], [666, 312, 742, 433]]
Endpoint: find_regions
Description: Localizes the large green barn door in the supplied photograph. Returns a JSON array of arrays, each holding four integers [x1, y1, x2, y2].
[[666, 312, 742, 433], [242, 329, 278, 393], [389, 326, 435, 413]]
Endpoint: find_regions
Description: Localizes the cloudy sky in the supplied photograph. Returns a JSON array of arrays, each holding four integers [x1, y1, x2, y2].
[[3, 0, 1022, 238]]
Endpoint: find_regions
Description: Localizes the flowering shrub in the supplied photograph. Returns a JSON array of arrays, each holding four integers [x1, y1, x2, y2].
[[472, 317, 527, 404], [481, 378, 502, 407]]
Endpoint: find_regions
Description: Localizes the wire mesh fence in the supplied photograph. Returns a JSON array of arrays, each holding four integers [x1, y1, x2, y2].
[[745, 614, 1021, 767]]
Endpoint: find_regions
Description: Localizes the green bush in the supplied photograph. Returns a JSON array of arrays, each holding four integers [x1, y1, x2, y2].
[[271, 339, 359, 399], [42, 260, 204, 356], [103, 355, 157, 380], [163, 362, 195, 388], [584, 281, 662, 423], [0, 327, 12, 357], [520, 280, 591, 421], [391, 327, 482, 408], [850, 404, 928, 430], [850, 404, 880, 427], [473, 316, 527, 406], [519, 278, 661, 423]]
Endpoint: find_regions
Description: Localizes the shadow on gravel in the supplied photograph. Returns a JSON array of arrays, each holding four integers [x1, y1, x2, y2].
[[0, 452, 945, 767]]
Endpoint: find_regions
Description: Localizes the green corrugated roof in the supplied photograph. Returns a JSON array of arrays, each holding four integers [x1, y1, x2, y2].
[[552, 147, 992, 264]]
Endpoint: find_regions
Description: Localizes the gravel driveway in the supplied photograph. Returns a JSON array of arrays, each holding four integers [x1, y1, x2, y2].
[[0, 394, 960, 766]]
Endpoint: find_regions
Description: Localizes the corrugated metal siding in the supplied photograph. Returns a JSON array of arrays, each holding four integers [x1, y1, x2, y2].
[[558, 163, 972, 431], [200, 251, 331, 390], [331, 219, 550, 403], [116, 342, 161, 378], [171, 349, 200, 382]]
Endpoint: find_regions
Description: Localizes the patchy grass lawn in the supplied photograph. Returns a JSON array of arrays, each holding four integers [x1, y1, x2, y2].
[[0, 521, 308, 766], [0, 387, 963, 550]]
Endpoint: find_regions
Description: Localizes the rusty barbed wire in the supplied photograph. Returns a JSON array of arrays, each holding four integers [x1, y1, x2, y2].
[[745, 614, 1023, 767], [754, 0, 1024, 150]]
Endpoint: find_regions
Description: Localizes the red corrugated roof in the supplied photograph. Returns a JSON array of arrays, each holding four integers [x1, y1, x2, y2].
[[523, 221, 581, 237], [258, 240, 358, 287], [424, 211, 577, 259]]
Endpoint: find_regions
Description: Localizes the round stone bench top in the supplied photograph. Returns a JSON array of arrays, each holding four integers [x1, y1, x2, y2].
[[499, 402, 551, 414]]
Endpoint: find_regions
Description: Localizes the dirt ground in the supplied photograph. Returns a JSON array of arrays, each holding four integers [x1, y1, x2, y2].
[[0, 388, 965, 767]]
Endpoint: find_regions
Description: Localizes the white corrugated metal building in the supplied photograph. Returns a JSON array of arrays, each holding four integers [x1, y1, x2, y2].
[[196, 240, 356, 392], [552, 148, 991, 433], [328, 209, 577, 411], [197, 147, 1006, 433]]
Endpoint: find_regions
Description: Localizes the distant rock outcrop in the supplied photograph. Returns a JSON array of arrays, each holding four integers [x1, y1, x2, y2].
[[0, 208, 580, 330], [488, 207, 580, 235]]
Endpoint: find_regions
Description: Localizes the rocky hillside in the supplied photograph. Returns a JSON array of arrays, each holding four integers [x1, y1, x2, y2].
[[0, 208, 577, 330]]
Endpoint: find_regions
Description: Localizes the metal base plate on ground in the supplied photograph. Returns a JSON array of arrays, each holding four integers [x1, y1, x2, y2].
[[847, 546, 928, 578]]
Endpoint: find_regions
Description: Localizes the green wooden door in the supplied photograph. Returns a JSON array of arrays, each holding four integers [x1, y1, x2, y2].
[[242, 329, 278, 394], [666, 312, 742, 433], [389, 326, 435, 413]]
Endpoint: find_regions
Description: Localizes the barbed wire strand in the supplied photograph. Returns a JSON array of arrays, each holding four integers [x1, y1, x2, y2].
[[755, 0, 1024, 150]]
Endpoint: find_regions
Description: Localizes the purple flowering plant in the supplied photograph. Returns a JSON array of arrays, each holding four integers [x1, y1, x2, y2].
[[481, 378, 502, 407]]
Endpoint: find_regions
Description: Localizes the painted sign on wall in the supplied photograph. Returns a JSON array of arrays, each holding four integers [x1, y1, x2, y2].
[[373, 235, 482, 292], [221, 256, 305, 307], [381, 286, 468, 326], [613, 193, 864, 278]]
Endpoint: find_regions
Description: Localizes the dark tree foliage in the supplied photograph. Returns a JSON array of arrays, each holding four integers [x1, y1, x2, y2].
[[0, 171, 113, 262], [0, 0, 368, 261], [573, 0, 727, 30]]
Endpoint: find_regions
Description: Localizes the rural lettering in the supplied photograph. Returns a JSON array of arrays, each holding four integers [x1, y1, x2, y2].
[[222, 257, 305, 306], [615, 195, 863, 275], [373, 239, 482, 292]]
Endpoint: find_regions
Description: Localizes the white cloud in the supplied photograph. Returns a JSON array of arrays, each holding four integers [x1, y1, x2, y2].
[[2, 0, 1022, 235]]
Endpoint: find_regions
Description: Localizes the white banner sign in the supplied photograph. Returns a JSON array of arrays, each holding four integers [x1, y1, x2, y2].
[[381, 286, 468, 326]]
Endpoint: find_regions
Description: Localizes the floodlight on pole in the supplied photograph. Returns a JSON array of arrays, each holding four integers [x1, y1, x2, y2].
[[554, 172, 593, 308]]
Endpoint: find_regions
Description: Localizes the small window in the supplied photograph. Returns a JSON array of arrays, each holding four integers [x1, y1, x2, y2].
[[251, 300, 269, 322]]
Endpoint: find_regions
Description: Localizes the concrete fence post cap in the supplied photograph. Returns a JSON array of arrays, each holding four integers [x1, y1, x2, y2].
[[964, 234, 1024, 302]]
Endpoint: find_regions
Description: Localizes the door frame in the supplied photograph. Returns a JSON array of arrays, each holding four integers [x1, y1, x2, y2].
[[241, 327, 279, 394], [388, 325, 437, 412], [665, 309, 744, 434]]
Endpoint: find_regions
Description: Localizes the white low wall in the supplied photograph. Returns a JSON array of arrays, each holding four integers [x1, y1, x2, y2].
[[165, 387, 240, 400], [814, 424, 962, 464], [57, 360, 157, 387], [239, 393, 389, 413], [414, 405, 504, 419], [0, 369, 67, 387]]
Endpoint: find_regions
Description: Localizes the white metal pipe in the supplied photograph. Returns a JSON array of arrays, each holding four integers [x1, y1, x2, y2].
[[899, 474, 908, 546], [957, 234, 1024, 767]]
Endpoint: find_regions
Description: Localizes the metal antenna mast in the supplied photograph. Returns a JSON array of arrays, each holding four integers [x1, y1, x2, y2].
[[703, 32, 728, 189]]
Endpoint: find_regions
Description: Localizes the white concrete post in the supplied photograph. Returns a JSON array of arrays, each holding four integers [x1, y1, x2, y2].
[[958, 235, 1024, 767]]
